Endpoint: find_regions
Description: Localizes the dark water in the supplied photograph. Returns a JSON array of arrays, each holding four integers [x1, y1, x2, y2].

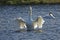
[[0, 5, 60, 40]]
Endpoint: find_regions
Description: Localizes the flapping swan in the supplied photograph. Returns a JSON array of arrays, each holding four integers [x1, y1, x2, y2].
[[16, 6, 45, 31]]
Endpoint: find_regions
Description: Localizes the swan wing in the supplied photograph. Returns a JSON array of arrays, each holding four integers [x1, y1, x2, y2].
[[17, 17, 27, 29], [35, 16, 45, 28]]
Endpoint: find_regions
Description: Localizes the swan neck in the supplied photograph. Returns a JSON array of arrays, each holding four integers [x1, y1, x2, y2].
[[29, 6, 32, 21], [29, 14, 32, 21]]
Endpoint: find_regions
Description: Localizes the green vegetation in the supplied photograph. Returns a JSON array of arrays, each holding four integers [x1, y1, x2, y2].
[[0, 0, 60, 5]]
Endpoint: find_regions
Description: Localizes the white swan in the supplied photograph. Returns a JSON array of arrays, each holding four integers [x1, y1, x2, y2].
[[16, 6, 45, 31]]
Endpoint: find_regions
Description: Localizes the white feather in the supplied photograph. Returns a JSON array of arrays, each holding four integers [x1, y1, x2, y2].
[[17, 17, 27, 29], [33, 16, 45, 29]]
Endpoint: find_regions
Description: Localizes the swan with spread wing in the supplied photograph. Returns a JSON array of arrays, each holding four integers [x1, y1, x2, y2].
[[16, 6, 45, 31]]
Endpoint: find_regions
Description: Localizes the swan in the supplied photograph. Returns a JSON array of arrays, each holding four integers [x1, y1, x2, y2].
[[16, 6, 45, 31]]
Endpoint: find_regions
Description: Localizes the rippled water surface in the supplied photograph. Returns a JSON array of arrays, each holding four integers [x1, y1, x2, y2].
[[0, 5, 60, 40]]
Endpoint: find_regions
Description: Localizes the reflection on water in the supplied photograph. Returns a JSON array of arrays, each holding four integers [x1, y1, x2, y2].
[[0, 5, 60, 40]]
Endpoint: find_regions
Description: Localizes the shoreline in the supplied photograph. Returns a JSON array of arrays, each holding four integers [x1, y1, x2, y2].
[[0, 3, 60, 6]]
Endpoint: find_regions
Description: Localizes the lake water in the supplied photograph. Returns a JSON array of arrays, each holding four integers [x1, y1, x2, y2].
[[0, 4, 60, 40]]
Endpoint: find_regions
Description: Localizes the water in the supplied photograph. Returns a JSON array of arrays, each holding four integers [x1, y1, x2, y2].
[[0, 5, 60, 40]]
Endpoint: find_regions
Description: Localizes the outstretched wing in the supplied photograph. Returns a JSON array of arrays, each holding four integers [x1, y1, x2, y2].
[[16, 17, 27, 29], [37, 16, 45, 28], [33, 16, 45, 29]]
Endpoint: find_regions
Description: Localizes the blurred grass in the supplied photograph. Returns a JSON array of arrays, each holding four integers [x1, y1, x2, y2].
[[0, 0, 60, 5]]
